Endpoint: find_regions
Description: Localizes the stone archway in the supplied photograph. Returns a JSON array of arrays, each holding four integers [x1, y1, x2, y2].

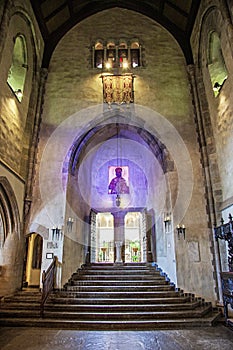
[[36, 104, 193, 285], [25, 233, 43, 288], [0, 177, 22, 295]]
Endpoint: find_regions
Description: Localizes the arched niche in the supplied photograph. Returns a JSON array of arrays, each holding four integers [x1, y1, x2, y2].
[[0, 177, 20, 242], [25, 233, 43, 287], [0, 176, 22, 295], [68, 120, 176, 221]]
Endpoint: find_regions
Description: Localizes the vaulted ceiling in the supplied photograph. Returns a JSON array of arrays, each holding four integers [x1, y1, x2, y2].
[[30, 0, 200, 66]]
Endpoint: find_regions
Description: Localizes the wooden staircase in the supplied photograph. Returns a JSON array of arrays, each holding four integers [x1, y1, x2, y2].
[[0, 263, 221, 329]]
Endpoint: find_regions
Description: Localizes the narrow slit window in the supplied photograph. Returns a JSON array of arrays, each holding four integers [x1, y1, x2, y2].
[[106, 42, 116, 69], [7, 35, 28, 102], [130, 41, 140, 68], [208, 31, 228, 96], [94, 42, 104, 69]]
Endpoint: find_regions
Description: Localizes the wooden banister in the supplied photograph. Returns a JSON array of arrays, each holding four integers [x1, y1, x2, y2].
[[40, 256, 57, 317]]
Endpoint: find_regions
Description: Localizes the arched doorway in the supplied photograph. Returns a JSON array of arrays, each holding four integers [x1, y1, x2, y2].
[[25, 233, 43, 288], [90, 209, 152, 263], [62, 113, 179, 282], [125, 212, 142, 263], [0, 176, 22, 295], [96, 213, 114, 262]]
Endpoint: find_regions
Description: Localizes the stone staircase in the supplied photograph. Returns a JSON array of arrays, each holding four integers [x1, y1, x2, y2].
[[0, 263, 221, 330]]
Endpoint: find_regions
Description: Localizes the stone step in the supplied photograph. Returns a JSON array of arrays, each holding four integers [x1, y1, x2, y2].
[[64, 285, 174, 292], [3, 296, 41, 303], [48, 295, 191, 305], [0, 300, 208, 314], [82, 268, 157, 273], [14, 291, 41, 296], [0, 312, 221, 330], [76, 270, 160, 275], [0, 304, 212, 320], [3, 290, 41, 298], [71, 274, 165, 280], [44, 301, 202, 312], [0, 263, 221, 330], [43, 307, 213, 320], [50, 290, 181, 299], [0, 302, 41, 310], [83, 264, 152, 269], [0, 309, 41, 318], [69, 279, 168, 286], [89, 262, 148, 266]]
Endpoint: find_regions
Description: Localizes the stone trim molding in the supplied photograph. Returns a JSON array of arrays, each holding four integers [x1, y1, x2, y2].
[[0, 160, 25, 184], [220, 196, 233, 211]]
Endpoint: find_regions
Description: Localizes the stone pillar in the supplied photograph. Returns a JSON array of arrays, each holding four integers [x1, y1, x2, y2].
[[115, 241, 123, 263], [112, 211, 126, 263], [187, 64, 222, 302], [23, 68, 48, 233]]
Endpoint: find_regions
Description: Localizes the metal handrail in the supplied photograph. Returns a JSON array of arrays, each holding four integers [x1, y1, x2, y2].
[[40, 256, 57, 317]]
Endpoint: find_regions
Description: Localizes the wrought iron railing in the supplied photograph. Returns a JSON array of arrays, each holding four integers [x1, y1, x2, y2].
[[215, 215, 233, 328], [40, 256, 57, 317], [214, 214, 233, 271], [221, 272, 233, 328]]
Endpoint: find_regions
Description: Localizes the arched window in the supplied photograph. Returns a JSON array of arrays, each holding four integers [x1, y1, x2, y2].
[[100, 215, 107, 227], [106, 41, 116, 69], [94, 41, 104, 69], [118, 41, 128, 68], [7, 35, 28, 102], [32, 234, 43, 269], [130, 40, 140, 68], [107, 215, 113, 227], [208, 31, 228, 96], [93, 38, 142, 70]]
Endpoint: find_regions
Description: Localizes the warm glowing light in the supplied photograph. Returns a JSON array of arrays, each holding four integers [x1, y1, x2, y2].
[[122, 61, 128, 69], [105, 62, 111, 69], [15, 89, 23, 100]]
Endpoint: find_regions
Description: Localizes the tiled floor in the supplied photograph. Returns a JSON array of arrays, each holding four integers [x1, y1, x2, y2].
[[0, 326, 233, 350]]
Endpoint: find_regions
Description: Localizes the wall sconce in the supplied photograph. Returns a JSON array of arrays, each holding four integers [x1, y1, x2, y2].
[[105, 62, 112, 69], [67, 217, 74, 232], [164, 213, 171, 230], [51, 226, 62, 240], [176, 224, 186, 239]]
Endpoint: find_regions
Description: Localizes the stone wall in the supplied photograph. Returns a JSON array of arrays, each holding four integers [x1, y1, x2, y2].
[[189, 0, 233, 301], [0, 0, 43, 178], [191, 0, 233, 207], [0, 0, 44, 296], [29, 8, 217, 302]]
